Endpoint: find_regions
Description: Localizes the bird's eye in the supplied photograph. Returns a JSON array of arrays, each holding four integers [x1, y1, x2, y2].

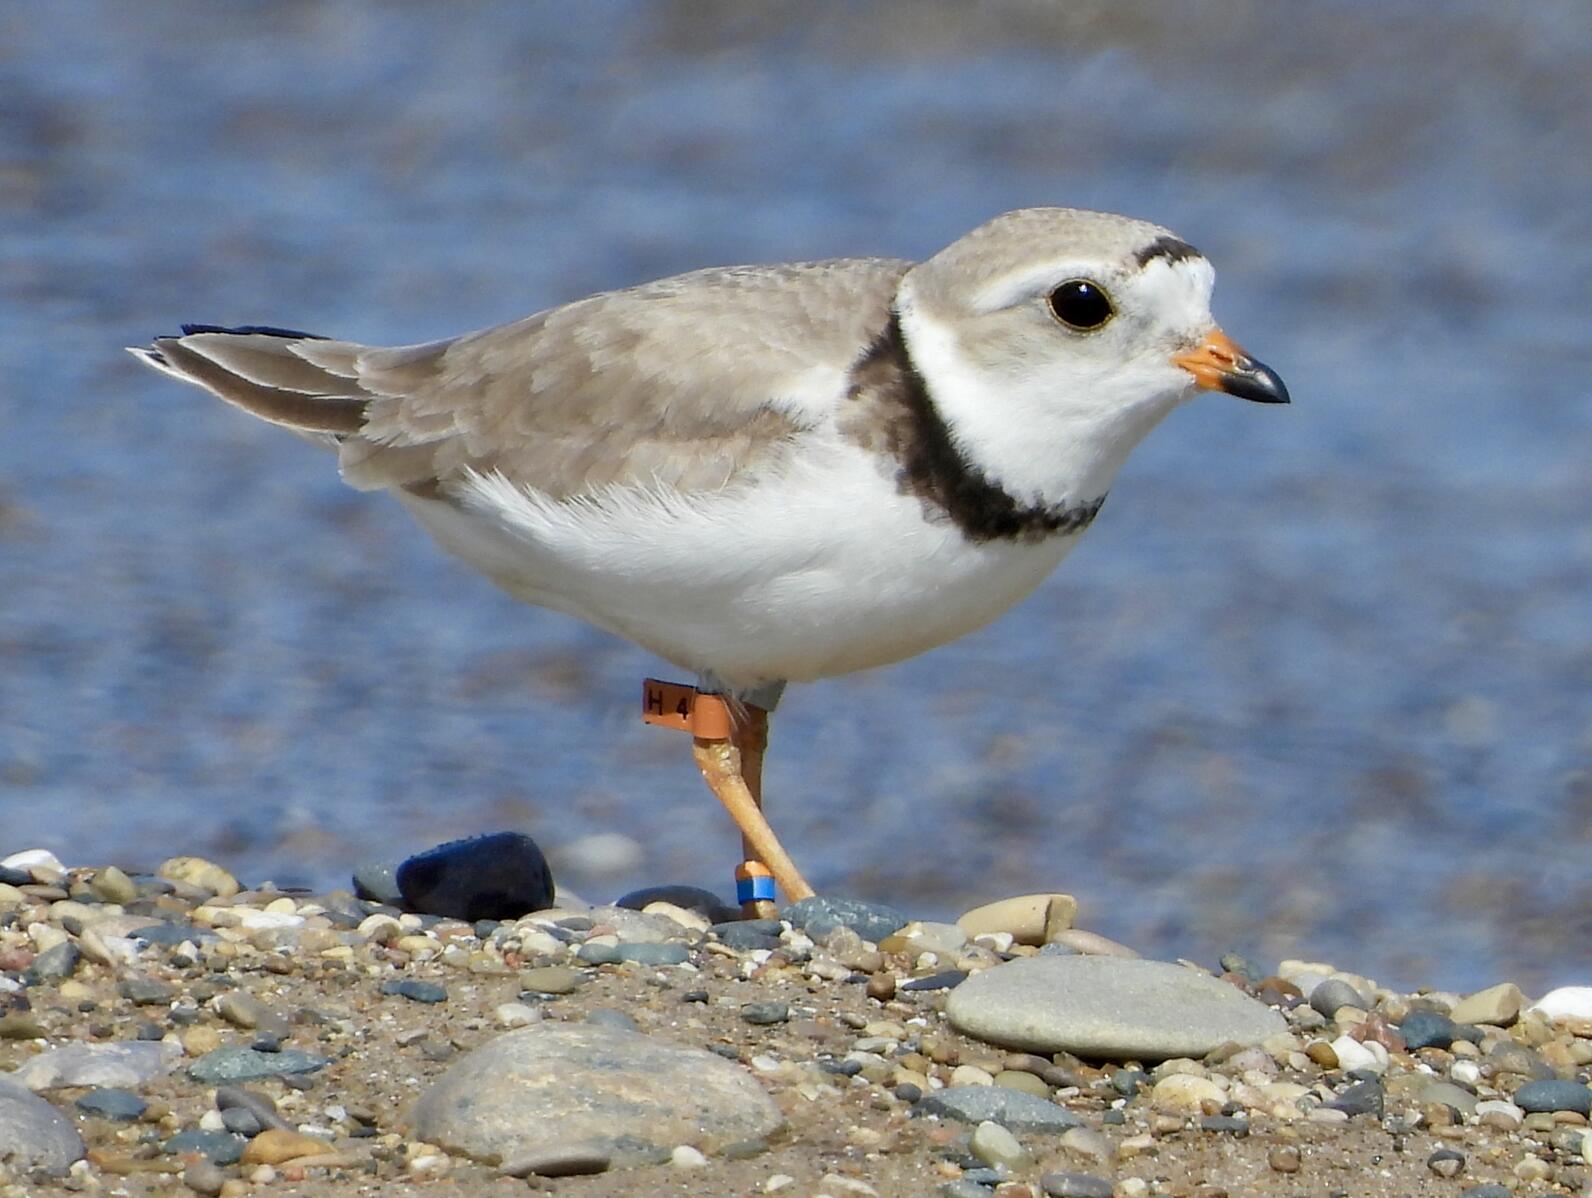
[[1046, 279, 1114, 331]]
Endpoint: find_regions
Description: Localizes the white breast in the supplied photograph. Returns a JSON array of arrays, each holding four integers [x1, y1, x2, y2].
[[398, 433, 1084, 690]]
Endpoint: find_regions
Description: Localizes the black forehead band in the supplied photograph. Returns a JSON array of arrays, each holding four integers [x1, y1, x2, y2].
[[1133, 235, 1202, 269]]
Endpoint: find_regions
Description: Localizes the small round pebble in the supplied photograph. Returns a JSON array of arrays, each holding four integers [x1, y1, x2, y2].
[[1427, 1147, 1465, 1178], [182, 1160, 227, 1196], [521, 966, 582, 995], [741, 1001, 790, 1025], [1268, 1145, 1301, 1173], [971, 1119, 1031, 1169]]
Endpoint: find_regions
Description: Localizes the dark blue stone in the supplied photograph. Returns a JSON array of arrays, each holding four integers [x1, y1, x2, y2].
[[395, 832, 555, 921], [617, 885, 738, 924], [576, 942, 622, 965], [712, 923, 783, 952], [1511, 1079, 1592, 1115], [0, 866, 29, 886], [1326, 1080, 1384, 1118], [782, 896, 908, 944], [164, 1129, 245, 1165], [381, 979, 448, 1004], [75, 1088, 148, 1121], [1399, 1008, 1460, 1050], [1199, 1115, 1250, 1135], [899, 970, 967, 992]]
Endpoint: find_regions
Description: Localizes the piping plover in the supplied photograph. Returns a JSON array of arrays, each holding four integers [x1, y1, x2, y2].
[[131, 207, 1287, 915]]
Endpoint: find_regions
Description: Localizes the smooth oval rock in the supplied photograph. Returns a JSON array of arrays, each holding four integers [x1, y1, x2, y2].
[[917, 1085, 1081, 1132], [1448, 982, 1524, 1027], [397, 832, 555, 922], [411, 1024, 783, 1168], [946, 955, 1287, 1060], [0, 1076, 84, 1172], [1512, 1079, 1592, 1116], [1529, 986, 1592, 1024], [957, 894, 1078, 946]]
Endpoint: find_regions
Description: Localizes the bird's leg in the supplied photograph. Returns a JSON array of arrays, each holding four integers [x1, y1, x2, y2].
[[690, 702, 814, 917]]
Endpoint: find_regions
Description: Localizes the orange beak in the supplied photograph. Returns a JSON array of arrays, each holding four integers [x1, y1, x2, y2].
[[1173, 329, 1290, 404]]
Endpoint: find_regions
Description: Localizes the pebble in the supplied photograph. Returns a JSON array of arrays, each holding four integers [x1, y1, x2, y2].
[[158, 856, 240, 897], [396, 832, 556, 921], [1427, 1147, 1466, 1177], [411, 1024, 783, 1167], [971, 1119, 1031, 1169], [1150, 1074, 1224, 1114], [1512, 1079, 1592, 1115], [12, 1040, 180, 1090], [118, 974, 177, 1005], [1059, 1126, 1113, 1163], [670, 1144, 708, 1167], [182, 1160, 227, 1196], [713, 921, 784, 952], [741, 1001, 790, 1025], [1448, 982, 1524, 1027], [947, 955, 1286, 1058], [1458, 1186, 1510, 1198], [188, 1045, 328, 1083], [1399, 1008, 1461, 1049], [381, 978, 448, 1003], [1421, 1080, 1481, 1118], [0, 1075, 85, 1171], [520, 964, 583, 994], [74, 1087, 148, 1120], [957, 894, 1078, 946], [215, 1086, 294, 1132], [88, 865, 139, 905], [898, 969, 967, 992], [1268, 1145, 1302, 1172], [26, 941, 81, 982], [1040, 1171, 1114, 1198], [164, 1128, 245, 1165], [783, 896, 908, 944], [918, 1085, 1081, 1132], [1327, 1079, 1384, 1118], [1309, 977, 1364, 1018], [351, 860, 403, 905], [610, 941, 690, 966]]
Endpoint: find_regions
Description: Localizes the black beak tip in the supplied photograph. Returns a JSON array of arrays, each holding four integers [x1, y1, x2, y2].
[[1228, 359, 1290, 405]]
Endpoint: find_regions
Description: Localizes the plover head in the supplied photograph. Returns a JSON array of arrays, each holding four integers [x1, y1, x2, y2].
[[895, 207, 1287, 507]]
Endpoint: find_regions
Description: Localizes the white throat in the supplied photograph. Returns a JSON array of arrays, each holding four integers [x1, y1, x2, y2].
[[895, 285, 1184, 506]]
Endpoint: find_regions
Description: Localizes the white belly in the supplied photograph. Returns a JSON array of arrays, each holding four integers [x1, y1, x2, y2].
[[397, 436, 1084, 690]]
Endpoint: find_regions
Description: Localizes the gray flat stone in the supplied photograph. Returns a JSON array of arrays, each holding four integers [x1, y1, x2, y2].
[[0, 1075, 84, 1173], [783, 896, 908, 944], [187, 1046, 328, 1083], [11, 1040, 180, 1090], [946, 955, 1286, 1060], [918, 1085, 1081, 1132], [412, 1024, 783, 1168]]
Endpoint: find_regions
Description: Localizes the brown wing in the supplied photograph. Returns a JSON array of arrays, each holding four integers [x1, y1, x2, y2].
[[135, 259, 908, 500]]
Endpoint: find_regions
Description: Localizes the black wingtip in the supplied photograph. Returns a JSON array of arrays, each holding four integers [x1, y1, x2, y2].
[[178, 323, 328, 340]]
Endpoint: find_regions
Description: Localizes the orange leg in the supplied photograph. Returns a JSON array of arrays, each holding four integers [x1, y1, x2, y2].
[[691, 706, 814, 917]]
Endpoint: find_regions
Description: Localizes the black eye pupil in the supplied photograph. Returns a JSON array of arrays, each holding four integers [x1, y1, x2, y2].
[[1047, 279, 1113, 330]]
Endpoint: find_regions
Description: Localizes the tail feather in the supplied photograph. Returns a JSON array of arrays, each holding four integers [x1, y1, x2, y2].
[[128, 324, 368, 437]]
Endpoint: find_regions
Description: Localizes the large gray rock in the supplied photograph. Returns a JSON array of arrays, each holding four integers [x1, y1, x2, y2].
[[11, 1041, 180, 1091], [946, 955, 1286, 1060], [411, 1024, 783, 1168], [0, 1076, 84, 1173]]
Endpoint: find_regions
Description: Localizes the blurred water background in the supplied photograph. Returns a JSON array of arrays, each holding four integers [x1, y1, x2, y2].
[[2, 1, 1589, 992]]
